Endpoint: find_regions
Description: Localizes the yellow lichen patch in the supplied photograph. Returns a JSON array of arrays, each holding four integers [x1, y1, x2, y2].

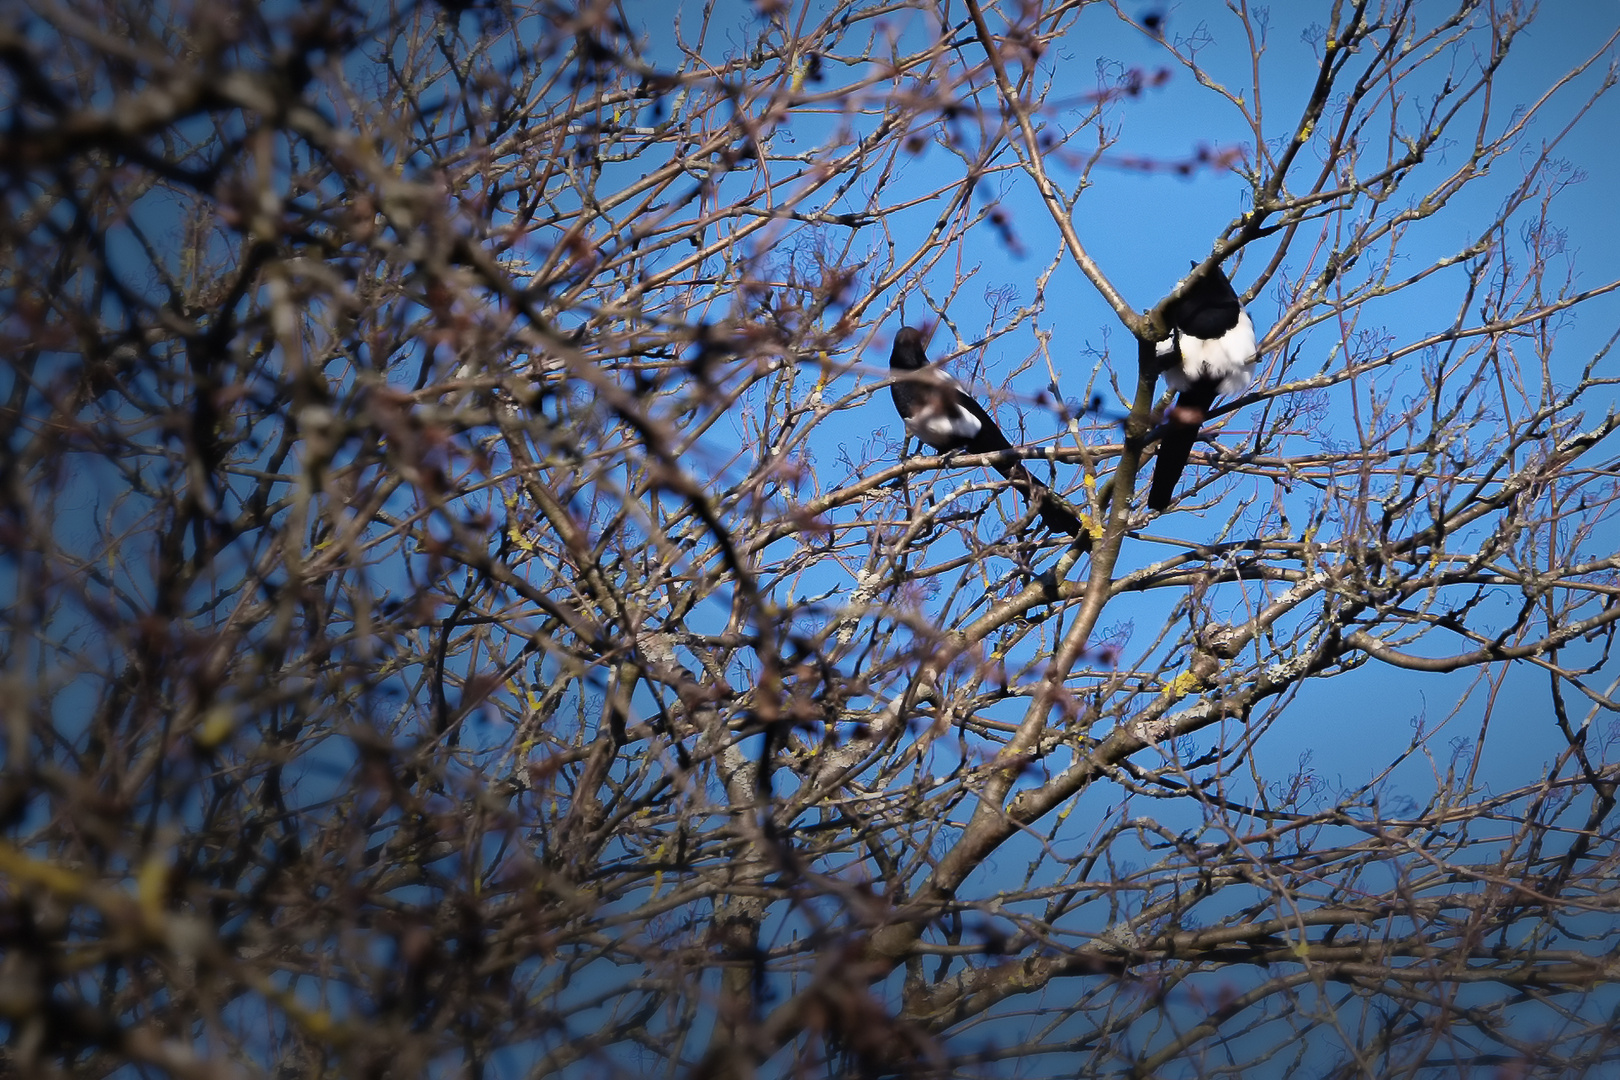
[[1161, 671, 1201, 700]]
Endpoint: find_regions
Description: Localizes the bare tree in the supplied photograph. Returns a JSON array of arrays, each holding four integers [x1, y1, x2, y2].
[[3, 1, 1619, 1077]]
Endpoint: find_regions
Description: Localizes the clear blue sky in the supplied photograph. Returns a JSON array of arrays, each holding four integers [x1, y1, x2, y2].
[[644, 1, 1620, 799]]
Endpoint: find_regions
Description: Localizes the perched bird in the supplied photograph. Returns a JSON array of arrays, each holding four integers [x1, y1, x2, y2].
[[889, 327, 1083, 537], [1147, 263, 1258, 511]]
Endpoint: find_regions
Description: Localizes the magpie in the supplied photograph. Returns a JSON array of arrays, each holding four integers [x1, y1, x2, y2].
[[889, 327, 1084, 537], [1147, 263, 1258, 511]]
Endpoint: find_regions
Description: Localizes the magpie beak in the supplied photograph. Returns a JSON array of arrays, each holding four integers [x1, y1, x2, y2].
[[889, 327, 1084, 537], [1147, 264, 1258, 511]]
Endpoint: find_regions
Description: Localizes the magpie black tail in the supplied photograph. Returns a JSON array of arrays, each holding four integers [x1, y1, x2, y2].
[[999, 461, 1086, 539], [1034, 482, 1086, 537], [1148, 427, 1197, 511], [1148, 388, 1217, 511], [970, 422, 1086, 540]]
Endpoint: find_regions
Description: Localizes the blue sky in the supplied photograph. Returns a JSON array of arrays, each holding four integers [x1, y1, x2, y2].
[[626, 0, 1620, 799], [7, 3, 1617, 1071]]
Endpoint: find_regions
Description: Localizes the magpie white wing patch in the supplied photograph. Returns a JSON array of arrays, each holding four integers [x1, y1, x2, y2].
[[900, 367, 984, 448], [1164, 311, 1257, 397], [907, 408, 981, 446]]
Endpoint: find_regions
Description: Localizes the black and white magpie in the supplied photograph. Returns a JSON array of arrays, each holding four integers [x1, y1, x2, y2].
[[889, 327, 1084, 537], [1147, 263, 1258, 511]]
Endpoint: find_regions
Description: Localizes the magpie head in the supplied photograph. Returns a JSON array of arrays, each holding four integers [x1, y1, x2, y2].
[[890, 326, 931, 371]]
